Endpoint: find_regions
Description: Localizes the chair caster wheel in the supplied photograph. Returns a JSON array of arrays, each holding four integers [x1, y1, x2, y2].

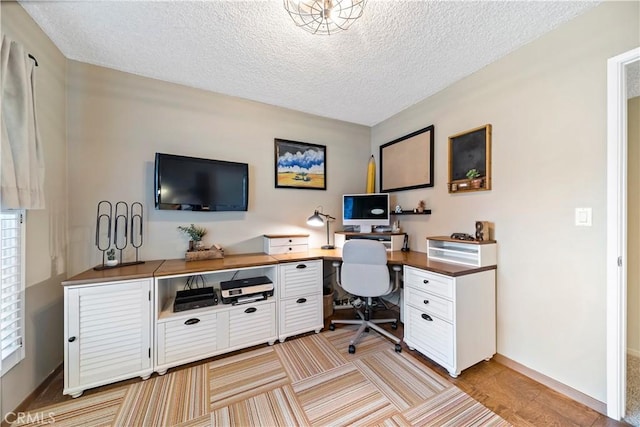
[[395, 344, 402, 353], [391, 322, 398, 330], [348, 345, 356, 354], [329, 323, 336, 331], [365, 327, 370, 333]]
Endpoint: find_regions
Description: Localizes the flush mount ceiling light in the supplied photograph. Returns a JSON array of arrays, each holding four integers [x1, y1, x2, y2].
[[284, 0, 366, 35]]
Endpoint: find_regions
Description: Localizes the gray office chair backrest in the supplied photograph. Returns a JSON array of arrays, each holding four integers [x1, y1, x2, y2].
[[341, 240, 391, 298]]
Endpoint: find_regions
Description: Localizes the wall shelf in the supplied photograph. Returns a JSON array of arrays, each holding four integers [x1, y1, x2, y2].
[[391, 210, 432, 215]]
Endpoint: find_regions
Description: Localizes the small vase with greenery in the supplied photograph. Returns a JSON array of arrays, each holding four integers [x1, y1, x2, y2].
[[466, 169, 483, 188], [106, 248, 118, 266], [178, 224, 208, 250]]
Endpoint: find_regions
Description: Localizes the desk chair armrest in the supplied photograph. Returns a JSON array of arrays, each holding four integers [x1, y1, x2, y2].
[[391, 265, 402, 293]]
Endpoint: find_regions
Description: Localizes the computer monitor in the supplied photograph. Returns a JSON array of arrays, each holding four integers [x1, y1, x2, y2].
[[342, 193, 390, 233]]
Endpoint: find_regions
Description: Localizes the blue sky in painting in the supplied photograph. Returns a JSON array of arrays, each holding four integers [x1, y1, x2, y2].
[[277, 146, 324, 174]]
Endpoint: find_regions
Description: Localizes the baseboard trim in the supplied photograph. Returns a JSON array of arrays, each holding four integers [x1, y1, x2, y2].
[[493, 353, 606, 416], [1, 363, 63, 427]]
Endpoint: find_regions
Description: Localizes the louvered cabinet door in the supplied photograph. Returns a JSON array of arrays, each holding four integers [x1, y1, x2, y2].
[[228, 302, 276, 349], [64, 279, 152, 397]]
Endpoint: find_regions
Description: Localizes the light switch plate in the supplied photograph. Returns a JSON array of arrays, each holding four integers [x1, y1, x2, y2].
[[575, 207, 592, 226]]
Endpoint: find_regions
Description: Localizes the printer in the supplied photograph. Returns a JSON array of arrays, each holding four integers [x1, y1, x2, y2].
[[220, 276, 274, 305]]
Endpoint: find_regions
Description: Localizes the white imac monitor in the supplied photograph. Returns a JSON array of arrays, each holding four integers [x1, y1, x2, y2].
[[342, 193, 390, 233]]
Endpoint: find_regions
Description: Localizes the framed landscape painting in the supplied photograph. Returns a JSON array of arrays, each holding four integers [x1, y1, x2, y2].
[[274, 139, 326, 190]]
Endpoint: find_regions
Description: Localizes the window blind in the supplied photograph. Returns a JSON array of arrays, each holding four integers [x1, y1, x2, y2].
[[1, 210, 25, 375]]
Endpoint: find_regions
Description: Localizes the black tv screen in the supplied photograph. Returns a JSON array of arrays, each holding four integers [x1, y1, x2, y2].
[[154, 153, 248, 211]]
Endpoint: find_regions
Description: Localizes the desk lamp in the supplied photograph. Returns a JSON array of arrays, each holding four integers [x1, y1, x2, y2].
[[307, 208, 335, 250]]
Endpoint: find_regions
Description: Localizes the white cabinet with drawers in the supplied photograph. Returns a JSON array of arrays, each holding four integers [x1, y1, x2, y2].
[[277, 260, 323, 342], [403, 265, 496, 378], [154, 264, 278, 375], [263, 234, 309, 254]]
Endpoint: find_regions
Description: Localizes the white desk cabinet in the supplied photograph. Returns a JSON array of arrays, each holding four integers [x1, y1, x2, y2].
[[64, 279, 153, 398], [278, 260, 323, 342], [154, 263, 278, 374], [403, 266, 496, 378], [263, 234, 309, 254]]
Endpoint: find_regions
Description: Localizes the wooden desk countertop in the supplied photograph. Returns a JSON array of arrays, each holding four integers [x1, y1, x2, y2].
[[62, 260, 165, 286], [63, 249, 496, 286], [154, 253, 279, 277], [272, 249, 496, 277]]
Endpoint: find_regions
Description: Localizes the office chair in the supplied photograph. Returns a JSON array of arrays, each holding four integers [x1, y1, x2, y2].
[[329, 240, 402, 354]]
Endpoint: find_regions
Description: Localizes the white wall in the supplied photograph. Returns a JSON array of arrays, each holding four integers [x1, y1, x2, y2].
[[628, 96, 640, 355], [1, 1, 67, 418], [66, 62, 371, 275], [371, 1, 639, 402]]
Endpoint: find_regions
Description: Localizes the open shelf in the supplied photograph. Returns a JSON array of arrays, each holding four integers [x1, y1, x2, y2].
[[427, 236, 496, 267]]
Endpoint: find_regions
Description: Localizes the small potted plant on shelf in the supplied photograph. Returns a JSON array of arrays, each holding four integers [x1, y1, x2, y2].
[[417, 200, 426, 213], [466, 168, 483, 189], [178, 224, 207, 251], [106, 248, 118, 267]]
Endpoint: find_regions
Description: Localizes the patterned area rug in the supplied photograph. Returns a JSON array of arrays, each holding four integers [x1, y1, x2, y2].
[[13, 329, 510, 426]]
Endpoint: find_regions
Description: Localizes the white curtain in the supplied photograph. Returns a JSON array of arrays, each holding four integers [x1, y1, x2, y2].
[[1, 35, 45, 210]]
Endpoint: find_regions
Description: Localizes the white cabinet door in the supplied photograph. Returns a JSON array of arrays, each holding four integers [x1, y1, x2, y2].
[[404, 306, 453, 368], [279, 260, 322, 299], [157, 311, 222, 367], [64, 279, 152, 397], [228, 302, 276, 348], [279, 294, 322, 338]]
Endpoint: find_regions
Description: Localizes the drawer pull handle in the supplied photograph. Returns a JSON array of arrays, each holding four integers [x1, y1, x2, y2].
[[184, 318, 200, 325], [296, 264, 307, 269], [245, 307, 257, 313], [68, 336, 76, 342], [423, 279, 429, 284], [288, 247, 293, 251], [296, 298, 307, 304], [423, 300, 429, 305], [289, 239, 293, 243], [421, 314, 433, 321]]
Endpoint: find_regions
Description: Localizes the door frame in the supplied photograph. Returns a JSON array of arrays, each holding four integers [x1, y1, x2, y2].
[[607, 46, 640, 420]]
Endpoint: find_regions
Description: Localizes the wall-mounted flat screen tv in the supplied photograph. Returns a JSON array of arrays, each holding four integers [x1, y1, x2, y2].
[[154, 153, 248, 211]]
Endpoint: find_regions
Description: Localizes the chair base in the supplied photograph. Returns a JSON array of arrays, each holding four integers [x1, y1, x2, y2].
[[330, 308, 401, 354]]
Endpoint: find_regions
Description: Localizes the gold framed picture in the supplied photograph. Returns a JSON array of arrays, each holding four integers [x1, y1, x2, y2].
[[448, 124, 492, 193]]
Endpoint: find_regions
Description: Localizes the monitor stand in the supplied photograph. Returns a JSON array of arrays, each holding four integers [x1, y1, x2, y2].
[[357, 225, 372, 233]]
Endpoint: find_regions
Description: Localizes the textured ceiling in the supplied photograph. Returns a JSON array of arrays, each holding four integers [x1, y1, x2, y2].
[[19, 0, 600, 126]]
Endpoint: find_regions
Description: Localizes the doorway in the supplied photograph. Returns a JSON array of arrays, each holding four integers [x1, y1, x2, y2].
[[606, 46, 640, 421]]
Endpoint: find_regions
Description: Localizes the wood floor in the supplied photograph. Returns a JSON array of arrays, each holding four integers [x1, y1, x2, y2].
[[24, 304, 626, 427]]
